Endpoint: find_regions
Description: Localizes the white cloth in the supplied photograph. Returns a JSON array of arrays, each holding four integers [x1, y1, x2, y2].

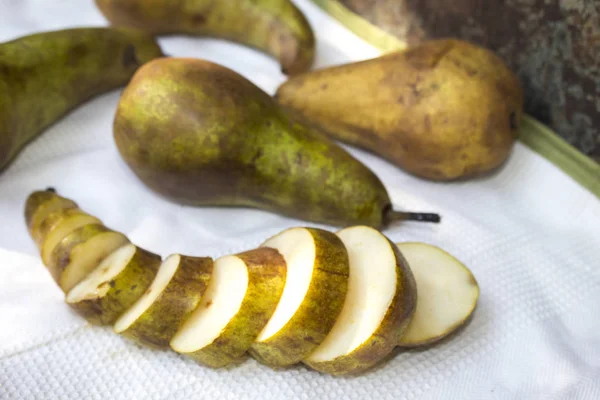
[[0, 1, 599, 399]]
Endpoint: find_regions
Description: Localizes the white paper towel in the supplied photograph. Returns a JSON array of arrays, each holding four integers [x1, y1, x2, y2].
[[0, 1, 599, 399]]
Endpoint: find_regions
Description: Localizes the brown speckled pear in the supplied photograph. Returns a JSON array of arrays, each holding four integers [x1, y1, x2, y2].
[[173, 248, 287, 368], [113, 58, 440, 228], [94, 0, 314, 75], [276, 39, 524, 181], [67, 245, 162, 326], [117, 255, 213, 348], [0, 28, 163, 171]]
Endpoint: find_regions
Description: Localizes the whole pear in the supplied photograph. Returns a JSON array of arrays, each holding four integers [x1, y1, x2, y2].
[[0, 28, 164, 171], [95, 0, 315, 75], [276, 39, 524, 181], [113, 58, 439, 228]]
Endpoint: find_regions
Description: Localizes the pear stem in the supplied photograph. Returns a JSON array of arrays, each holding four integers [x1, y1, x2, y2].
[[45, 187, 56, 193], [387, 210, 441, 224]]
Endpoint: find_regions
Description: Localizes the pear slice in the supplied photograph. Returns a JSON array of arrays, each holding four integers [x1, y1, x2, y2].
[[304, 226, 417, 375], [66, 244, 161, 325], [48, 224, 130, 292], [38, 208, 101, 262], [114, 254, 213, 348], [396, 242, 479, 347], [170, 248, 286, 368], [250, 227, 349, 367], [25, 189, 78, 242]]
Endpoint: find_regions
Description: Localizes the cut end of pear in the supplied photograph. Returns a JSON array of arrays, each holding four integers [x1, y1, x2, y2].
[[66, 244, 136, 303], [256, 228, 315, 342], [170, 254, 248, 354], [396, 242, 479, 347], [114, 254, 179, 334]]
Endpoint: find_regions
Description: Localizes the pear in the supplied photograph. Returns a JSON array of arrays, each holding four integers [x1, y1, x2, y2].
[[114, 254, 213, 348], [113, 57, 440, 228], [49, 224, 130, 292], [94, 0, 314, 75], [37, 209, 102, 264], [304, 226, 417, 375], [170, 248, 286, 368], [24, 189, 78, 240], [66, 244, 162, 325], [250, 227, 349, 367], [396, 242, 479, 347], [276, 39, 524, 181], [0, 28, 163, 171]]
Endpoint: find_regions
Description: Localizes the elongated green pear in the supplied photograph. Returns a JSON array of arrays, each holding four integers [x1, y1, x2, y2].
[[95, 0, 315, 75], [0, 28, 164, 171], [113, 58, 440, 228]]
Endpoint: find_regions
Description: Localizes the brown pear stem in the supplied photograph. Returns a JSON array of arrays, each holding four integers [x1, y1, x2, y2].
[[45, 187, 56, 193], [387, 210, 441, 224]]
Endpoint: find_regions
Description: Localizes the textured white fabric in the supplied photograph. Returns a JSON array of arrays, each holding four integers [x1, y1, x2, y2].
[[0, 1, 599, 399]]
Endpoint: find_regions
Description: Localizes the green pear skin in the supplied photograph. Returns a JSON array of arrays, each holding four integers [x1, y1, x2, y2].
[[24, 189, 78, 240], [118, 256, 213, 348], [94, 0, 315, 74], [113, 58, 437, 228], [0, 28, 164, 171], [180, 248, 287, 368], [68, 246, 162, 326]]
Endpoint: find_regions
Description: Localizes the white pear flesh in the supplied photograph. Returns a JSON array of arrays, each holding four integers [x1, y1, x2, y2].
[[170, 255, 248, 353], [40, 214, 101, 265], [304, 226, 416, 375], [396, 242, 479, 347], [114, 254, 179, 333], [256, 228, 314, 342], [67, 244, 137, 303], [59, 230, 129, 292], [251, 227, 349, 367]]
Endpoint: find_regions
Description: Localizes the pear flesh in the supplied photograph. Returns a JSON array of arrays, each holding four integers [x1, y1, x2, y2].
[[114, 254, 213, 348], [114, 254, 180, 334], [50, 224, 130, 292], [305, 226, 417, 375], [170, 248, 286, 368], [170, 256, 249, 353], [65, 244, 161, 325], [39, 210, 102, 265], [256, 228, 315, 341], [250, 227, 349, 367], [397, 242, 479, 347]]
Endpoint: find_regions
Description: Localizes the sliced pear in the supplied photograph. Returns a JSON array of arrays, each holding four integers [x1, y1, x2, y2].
[[66, 244, 161, 325], [250, 227, 349, 367], [24, 189, 78, 241], [170, 248, 286, 368], [396, 242, 479, 347], [114, 254, 213, 348], [47, 224, 130, 292], [38, 208, 101, 262], [304, 226, 417, 376]]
